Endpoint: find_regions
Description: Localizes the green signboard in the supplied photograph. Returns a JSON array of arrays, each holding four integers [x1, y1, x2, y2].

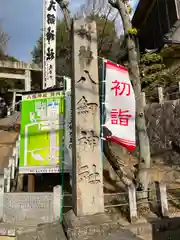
[[19, 90, 64, 174]]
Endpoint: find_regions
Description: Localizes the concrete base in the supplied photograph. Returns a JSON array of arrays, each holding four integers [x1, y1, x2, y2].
[[122, 215, 180, 240], [0, 221, 67, 240], [63, 210, 141, 240]]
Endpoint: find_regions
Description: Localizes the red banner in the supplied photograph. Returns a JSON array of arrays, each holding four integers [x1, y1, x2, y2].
[[103, 60, 136, 151]]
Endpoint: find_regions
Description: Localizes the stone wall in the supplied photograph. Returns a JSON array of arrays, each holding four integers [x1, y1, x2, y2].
[[145, 99, 180, 166], [2, 186, 62, 225]]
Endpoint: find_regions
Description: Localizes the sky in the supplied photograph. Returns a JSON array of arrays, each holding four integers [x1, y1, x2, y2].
[[0, 0, 139, 63]]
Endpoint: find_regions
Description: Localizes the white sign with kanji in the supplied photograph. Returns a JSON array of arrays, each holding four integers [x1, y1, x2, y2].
[[43, 0, 57, 89], [103, 60, 136, 151]]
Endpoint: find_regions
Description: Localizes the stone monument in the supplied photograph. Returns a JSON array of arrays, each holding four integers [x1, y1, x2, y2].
[[71, 19, 104, 216]]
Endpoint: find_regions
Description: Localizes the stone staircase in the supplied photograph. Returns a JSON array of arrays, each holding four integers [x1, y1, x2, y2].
[[17, 223, 66, 240], [121, 214, 180, 240], [15, 224, 141, 240], [0, 222, 67, 240], [2, 215, 180, 240]]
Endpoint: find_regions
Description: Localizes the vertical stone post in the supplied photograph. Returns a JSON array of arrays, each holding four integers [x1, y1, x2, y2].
[[11, 157, 15, 179], [53, 185, 62, 221], [71, 19, 104, 216], [7, 167, 11, 193], [8, 157, 14, 179], [15, 138, 20, 167], [4, 168, 11, 192], [128, 183, 137, 223], [24, 69, 31, 91], [141, 92, 146, 107], [158, 87, 164, 104], [11, 148, 16, 179], [155, 181, 169, 217], [7, 108, 11, 116], [0, 176, 4, 220], [12, 92, 16, 112]]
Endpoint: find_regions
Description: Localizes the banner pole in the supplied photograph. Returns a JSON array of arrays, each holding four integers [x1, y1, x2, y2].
[[100, 59, 106, 166], [60, 86, 65, 223]]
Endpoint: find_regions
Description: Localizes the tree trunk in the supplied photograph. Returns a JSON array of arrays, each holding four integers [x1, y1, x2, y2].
[[103, 140, 133, 187], [109, 0, 151, 200], [56, 0, 71, 30]]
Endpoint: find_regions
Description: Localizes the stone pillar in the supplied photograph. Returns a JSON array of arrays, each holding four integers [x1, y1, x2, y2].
[[12, 92, 16, 112], [15, 138, 20, 167], [158, 87, 164, 104], [128, 183, 137, 223], [53, 185, 62, 221], [0, 176, 4, 220], [155, 181, 169, 217], [71, 19, 104, 216], [4, 168, 11, 192], [9, 157, 15, 179], [24, 69, 31, 91]]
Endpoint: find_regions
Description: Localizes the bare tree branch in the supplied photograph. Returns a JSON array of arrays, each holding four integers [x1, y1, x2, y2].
[[98, 7, 112, 54], [0, 23, 8, 55], [108, 0, 118, 9], [56, 0, 71, 30]]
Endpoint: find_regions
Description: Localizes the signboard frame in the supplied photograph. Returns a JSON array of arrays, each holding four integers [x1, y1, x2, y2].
[[19, 88, 65, 174]]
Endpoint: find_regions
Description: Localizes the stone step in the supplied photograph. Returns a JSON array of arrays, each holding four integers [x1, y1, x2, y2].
[[16, 230, 37, 240], [68, 228, 142, 240], [36, 222, 67, 240], [0, 221, 67, 240], [16, 222, 67, 240], [3, 215, 180, 240], [122, 216, 180, 240], [0, 223, 37, 237]]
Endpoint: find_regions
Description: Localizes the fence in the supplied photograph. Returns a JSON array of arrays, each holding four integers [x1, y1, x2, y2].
[[1, 181, 180, 227], [141, 83, 180, 106], [61, 182, 170, 223], [61, 182, 180, 223]]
